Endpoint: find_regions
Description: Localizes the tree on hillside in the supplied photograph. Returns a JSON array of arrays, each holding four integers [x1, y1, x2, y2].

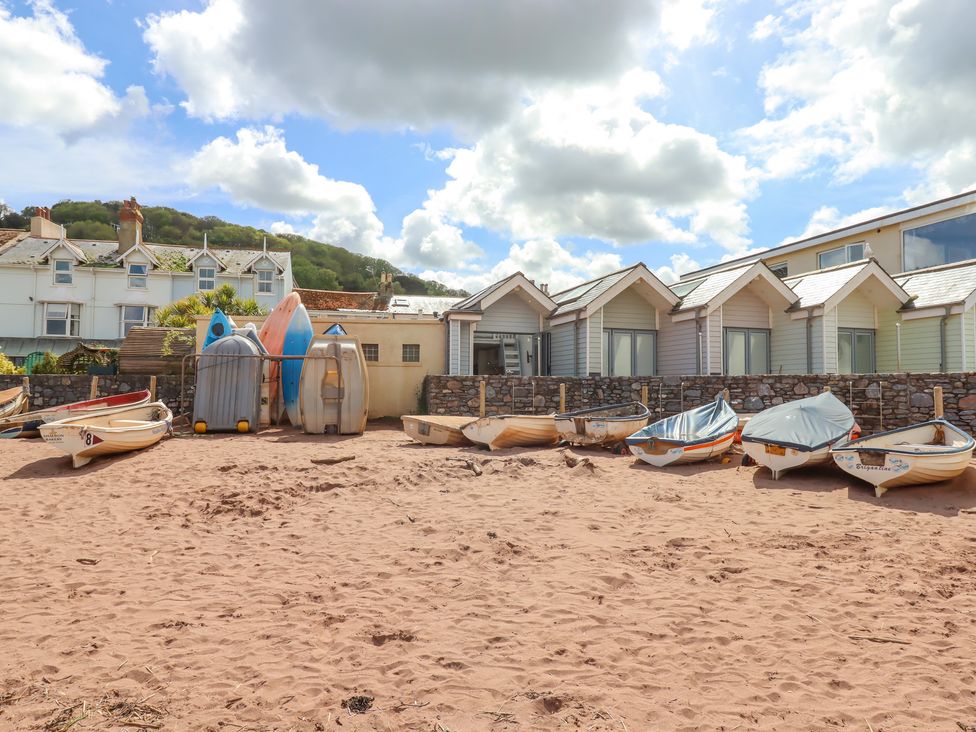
[[67, 220, 117, 240]]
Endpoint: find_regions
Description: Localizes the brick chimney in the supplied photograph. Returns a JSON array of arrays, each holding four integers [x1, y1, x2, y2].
[[30, 206, 62, 239], [118, 196, 143, 254]]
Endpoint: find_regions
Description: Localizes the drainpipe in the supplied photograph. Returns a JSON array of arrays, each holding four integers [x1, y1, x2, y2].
[[573, 312, 581, 377], [940, 306, 951, 372], [895, 322, 901, 372], [806, 313, 813, 374], [695, 310, 703, 375]]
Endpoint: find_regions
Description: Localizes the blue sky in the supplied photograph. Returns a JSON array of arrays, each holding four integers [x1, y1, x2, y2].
[[2, 0, 975, 292]]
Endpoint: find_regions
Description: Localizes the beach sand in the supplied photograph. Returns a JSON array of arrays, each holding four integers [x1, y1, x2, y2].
[[2, 423, 976, 730]]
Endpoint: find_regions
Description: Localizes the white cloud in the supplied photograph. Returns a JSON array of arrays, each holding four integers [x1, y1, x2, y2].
[[742, 0, 976, 198], [654, 253, 701, 283], [750, 14, 782, 41], [777, 204, 894, 246], [0, 0, 147, 136]]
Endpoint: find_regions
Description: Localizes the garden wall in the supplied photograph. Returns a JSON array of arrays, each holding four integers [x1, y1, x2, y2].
[[425, 373, 976, 435], [0, 374, 193, 415]]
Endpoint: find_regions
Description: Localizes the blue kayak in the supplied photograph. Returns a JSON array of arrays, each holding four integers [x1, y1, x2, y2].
[[203, 309, 235, 349], [281, 305, 314, 427]]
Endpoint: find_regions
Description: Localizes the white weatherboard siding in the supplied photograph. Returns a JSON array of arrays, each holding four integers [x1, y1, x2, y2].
[[721, 288, 771, 328], [836, 290, 877, 329], [771, 310, 807, 374], [894, 317, 941, 371], [601, 287, 656, 329], [945, 313, 963, 372], [823, 308, 839, 373], [459, 322, 471, 375], [478, 292, 540, 333], [875, 309, 899, 372], [810, 315, 826, 373], [587, 309, 602, 375], [448, 320, 461, 374], [658, 316, 698, 375], [548, 321, 576, 376], [707, 310, 722, 374]]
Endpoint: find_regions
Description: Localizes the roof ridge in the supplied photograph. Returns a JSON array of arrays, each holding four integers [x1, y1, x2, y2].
[[784, 258, 870, 282], [549, 262, 643, 297], [894, 257, 976, 278]]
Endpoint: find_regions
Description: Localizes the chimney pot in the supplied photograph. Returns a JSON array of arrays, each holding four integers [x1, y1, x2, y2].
[[118, 196, 143, 254]]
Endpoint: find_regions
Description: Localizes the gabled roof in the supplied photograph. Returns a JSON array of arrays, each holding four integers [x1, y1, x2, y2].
[[671, 261, 797, 314], [186, 244, 226, 271], [550, 263, 679, 318], [115, 242, 160, 267], [785, 258, 909, 310], [895, 258, 976, 310], [447, 272, 555, 314], [39, 237, 86, 263]]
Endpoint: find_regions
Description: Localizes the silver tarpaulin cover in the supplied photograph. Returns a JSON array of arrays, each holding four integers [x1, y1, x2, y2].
[[741, 391, 854, 451], [627, 397, 738, 446]]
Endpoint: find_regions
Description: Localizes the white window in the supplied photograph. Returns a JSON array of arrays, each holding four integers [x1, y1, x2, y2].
[[198, 266, 216, 291], [602, 329, 656, 377], [120, 306, 153, 337], [53, 259, 73, 285], [257, 268, 274, 294], [128, 263, 148, 289], [768, 262, 789, 278], [818, 242, 865, 269], [402, 343, 420, 362], [44, 303, 80, 336], [362, 343, 379, 362], [838, 328, 875, 374], [725, 328, 770, 375], [903, 212, 976, 271]]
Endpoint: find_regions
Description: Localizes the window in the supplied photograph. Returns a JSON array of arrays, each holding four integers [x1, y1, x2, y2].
[[724, 328, 769, 375], [838, 328, 875, 374], [44, 303, 80, 336], [903, 212, 976, 271], [197, 266, 215, 291], [128, 263, 148, 289], [818, 242, 865, 269], [402, 343, 420, 362], [120, 306, 153, 337], [53, 259, 73, 285], [362, 343, 379, 362], [257, 269, 274, 294], [768, 262, 789, 278], [602, 329, 656, 377]]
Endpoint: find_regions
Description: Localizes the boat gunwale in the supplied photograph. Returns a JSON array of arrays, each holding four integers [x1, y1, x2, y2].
[[625, 427, 737, 449], [831, 419, 975, 456], [39, 403, 173, 433], [555, 401, 650, 423]]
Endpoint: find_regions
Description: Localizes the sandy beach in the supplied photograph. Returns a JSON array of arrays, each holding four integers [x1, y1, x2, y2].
[[2, 424, 976, 731]]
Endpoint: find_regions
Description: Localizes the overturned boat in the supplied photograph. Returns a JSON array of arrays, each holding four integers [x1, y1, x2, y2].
[[461, 414, 558, 450], [625, 396, 738, 467], [832, 420, 975, 497], [0, 385, 27, 420], [741, 391, 855, 480], [555, 401, 650, 446], [401, 415, 475, 446], [0, 390, 152, 439]]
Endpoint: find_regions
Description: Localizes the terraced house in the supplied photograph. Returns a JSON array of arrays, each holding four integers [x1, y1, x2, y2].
[[0, 199, 292, 364]]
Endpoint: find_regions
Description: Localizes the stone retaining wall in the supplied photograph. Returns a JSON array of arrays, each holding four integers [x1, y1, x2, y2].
[[426, 373, 976, 435], [0, 374, 193, 414]]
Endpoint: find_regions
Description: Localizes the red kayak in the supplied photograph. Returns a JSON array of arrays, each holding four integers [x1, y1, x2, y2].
[[0, 389, 153, 438]]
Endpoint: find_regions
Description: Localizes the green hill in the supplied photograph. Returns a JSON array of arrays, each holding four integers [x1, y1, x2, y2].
[[0, 200, 468, 297]]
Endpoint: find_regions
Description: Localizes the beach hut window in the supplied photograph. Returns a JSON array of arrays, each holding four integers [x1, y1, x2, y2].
[[127, 263, 148, 289], [402, 343, 421, 362], [44, 302, 80, 336], [903, 211, 976, 271], [724, 328, 770, 375], [362, 343, 379, 362], [603, 328, 656, 377], [257, 268, 274, 293], [197, 267, 216, 291], [120, 305, 153, 337], [838, 328, 875, 374], [53, 259, 73, 285], [818, 242, 865, 269], [768, 262, 788, 278]]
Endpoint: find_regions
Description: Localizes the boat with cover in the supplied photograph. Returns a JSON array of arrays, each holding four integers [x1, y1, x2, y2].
[[460, 414, 558, 450], [203, 309, 236, 349], [0, 385, 27, 420], [555, 401, 650, 446], [0, 389, 151, 438], [39, 401, 173, 468], [741, 391, 855, 480], [401, 415, 475, 446], [625, 396, 738, 467], [831, 420, 975, 497]]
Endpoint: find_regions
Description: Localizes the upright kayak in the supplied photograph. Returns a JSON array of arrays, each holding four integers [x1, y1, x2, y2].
[[203, 308, 235, 349], [281, 304, 313, 427]]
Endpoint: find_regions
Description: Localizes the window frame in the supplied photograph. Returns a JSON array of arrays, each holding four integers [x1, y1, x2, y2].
[[837, 327, 876, 374], [402, 343, 421, 363], [768, 262, 788, 278], [119, 305, 153, 337], [44, 302, 80, 337], [902, 211, 976, 272], [127, 262, 148, 289], [362, 343, 379, 362], [723, 327, 771, 375], [601, 328, 657, 377], [256, 268, 274, 294], [197, 266, 216, 292], [817, 242, 865, 270], [52, 258, 74, 285]]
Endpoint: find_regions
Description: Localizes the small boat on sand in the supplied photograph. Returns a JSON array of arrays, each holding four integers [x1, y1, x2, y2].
[[402, 415, 475, 446], [0, 385, 28, 420], [555, 402, 650, 446], [39, 402, 173, 468], [0, 390, 152, 439], [625, 396, 738, 467], [741, 392, 855, 480], [461, 414, 558, 450], [832, 420, 975, 497]]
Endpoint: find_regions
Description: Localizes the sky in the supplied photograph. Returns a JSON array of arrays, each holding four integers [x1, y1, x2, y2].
[[2, 0, 975, 293]]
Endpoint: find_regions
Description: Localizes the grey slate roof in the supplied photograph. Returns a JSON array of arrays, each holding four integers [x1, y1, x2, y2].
[[448, 273, 519, 312], [388, 295, 460, 315], [784, 260, 871, 309], [670, 264, 754, 311], [550, 265, 637, 317], [0, 236, 290, 274], [895, 259, 976, 309]]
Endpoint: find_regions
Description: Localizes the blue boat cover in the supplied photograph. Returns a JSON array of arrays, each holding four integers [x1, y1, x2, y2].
[[323, 323, 347, 335], [625, 397, 738, 446], [741, 391, 854, 451]]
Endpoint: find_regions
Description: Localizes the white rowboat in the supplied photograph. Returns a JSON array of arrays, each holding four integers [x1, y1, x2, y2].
[[626, 397, 738, 467], [39, 402, 173, 468], [461, 414, 558, 450], [831, 420, 975, 497], [555, 402, 650, 446], [402, 415, 475, 446], [0, 386, 28, 420]]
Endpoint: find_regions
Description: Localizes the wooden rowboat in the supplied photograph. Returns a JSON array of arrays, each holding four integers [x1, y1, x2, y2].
[[39, 402, 173, 468], [831, 420, 975, 497], [460, 415, 558, 450], [0, 386, 28, 420], [625, 397, 738, 467], [401, 415, 475, 446], [0, 390, 152, 439], [555, 402, 650, 446]]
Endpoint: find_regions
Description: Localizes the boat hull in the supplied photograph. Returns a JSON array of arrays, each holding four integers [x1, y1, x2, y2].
[[281, 305, 313, 427], [630, 431, 736, 467], [0, 387, 27, 420], [461, 415, 558, 450], [402, 415, 474, 446], [742, 440, 834, 480], [39, 402, 172, 468], [0, 390, 152, 438]]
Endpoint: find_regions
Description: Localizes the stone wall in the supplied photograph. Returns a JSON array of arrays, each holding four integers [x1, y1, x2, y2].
[[0, 374, 193, 415], [426, 373, 976, 435]]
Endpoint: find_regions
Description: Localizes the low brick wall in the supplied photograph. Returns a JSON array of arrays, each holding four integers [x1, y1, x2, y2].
[[426, 373, 976, 435], [0, 374, 193, 415]]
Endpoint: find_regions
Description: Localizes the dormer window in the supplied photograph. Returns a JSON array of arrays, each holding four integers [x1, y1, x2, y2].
[[257, 268, 273, 294], [53, 259, 73, 285], [128, 263, 148, 289], [198, 266, 216, 291]]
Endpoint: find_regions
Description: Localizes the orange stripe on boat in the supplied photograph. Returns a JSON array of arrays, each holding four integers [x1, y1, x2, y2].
[[681, 432, 736, 452]]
